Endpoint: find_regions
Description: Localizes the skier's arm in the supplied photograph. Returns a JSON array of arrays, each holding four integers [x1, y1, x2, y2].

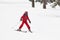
[[20, 16, 23, 21], [27, 16, 31, 23]]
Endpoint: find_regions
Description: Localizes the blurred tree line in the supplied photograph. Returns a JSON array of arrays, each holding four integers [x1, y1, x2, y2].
[[29, 0, 60, 9]]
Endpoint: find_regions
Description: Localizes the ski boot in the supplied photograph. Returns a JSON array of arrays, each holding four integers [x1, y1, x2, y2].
[[16, 29, 21, 31], [29, 30, 32, 33]]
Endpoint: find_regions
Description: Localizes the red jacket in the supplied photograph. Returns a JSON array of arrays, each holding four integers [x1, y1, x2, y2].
[[21, 15, 30, 22], [21, 12, 30, 22]]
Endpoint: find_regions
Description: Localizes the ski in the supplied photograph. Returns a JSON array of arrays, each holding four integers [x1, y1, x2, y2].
[[15, 30, 27, 33]]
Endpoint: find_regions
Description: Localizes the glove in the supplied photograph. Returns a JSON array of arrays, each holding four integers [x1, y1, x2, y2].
[[20, 18, 22, 21], [29, 21, 31, 23]]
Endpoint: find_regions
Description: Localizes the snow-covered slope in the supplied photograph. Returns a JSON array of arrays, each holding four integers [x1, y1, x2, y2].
[[0, 0, 60, 40]]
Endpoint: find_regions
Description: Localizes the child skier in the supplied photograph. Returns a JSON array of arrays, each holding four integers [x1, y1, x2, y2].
[[17, 11, 32, 32]]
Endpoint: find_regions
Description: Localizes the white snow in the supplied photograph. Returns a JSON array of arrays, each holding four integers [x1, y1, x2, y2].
[[0, 0, 60, 40]]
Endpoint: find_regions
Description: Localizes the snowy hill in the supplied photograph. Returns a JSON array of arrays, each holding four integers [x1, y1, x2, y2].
[[0, 0, 60, 40]]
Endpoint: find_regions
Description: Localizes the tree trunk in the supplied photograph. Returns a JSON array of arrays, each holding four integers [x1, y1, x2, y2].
[[32, 0, 35, 7], [43, 0, 47, 9]]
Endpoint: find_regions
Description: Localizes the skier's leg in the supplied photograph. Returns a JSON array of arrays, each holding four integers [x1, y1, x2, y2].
[[19, 22, 24, 30], [25, 22, 31, 30], [25, 22, 32, 32], [25, 22, 30, 30], [25, 22, 32, 33]]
